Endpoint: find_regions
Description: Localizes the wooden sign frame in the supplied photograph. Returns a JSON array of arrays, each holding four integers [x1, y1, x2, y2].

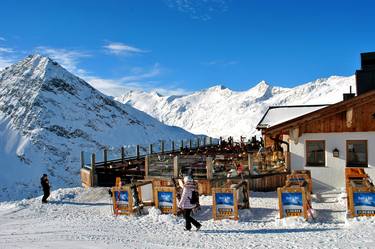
[[277, 186, 309, 220], [80, 168, 92, 188], [212, 188, 239, 220], [347, 179, 375, 218], [287, 173, 313, 193], [345, 168, 368, 193], [112, 180, 154, 215], [112, 186, 133, 215], [154, 186, 177, 215], [136, 180, 154, 206]]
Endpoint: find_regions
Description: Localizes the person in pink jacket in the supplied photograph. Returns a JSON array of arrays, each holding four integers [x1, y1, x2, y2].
[[178, 176, 202, 231]]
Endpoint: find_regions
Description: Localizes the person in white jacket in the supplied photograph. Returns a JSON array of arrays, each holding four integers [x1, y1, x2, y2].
[[178, 176, 202, 231]]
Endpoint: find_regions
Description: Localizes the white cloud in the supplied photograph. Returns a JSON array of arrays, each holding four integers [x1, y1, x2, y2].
[[0, 44, 189, 97], [202, 59, 238, 66], [165, 0, 229, 21], [103, 42, 148, 55], [0, 47, 14, 53], [85, 75, 190, 97], [0, 37, 5, 41], [0, 46, 16, 70], [82, 63, 190, 97], [0, 57, 14, 70], [35, 46, 90, 74], [120, 64, 161, 82]]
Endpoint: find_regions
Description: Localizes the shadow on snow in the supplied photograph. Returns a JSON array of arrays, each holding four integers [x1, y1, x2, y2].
[[201, 227, 340, 234]]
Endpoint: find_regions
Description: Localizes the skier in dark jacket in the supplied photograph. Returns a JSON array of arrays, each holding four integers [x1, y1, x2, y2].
[[41, 174, 50, 203]]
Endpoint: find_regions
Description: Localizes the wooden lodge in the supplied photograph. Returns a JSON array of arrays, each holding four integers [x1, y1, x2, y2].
[[257, 52, 375, 191]]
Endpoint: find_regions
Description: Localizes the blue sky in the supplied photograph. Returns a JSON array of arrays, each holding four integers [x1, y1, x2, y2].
[[0, 0, 374, 96]]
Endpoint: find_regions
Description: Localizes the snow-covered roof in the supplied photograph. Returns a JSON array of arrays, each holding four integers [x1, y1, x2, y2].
[[256, 105, 329, 129]]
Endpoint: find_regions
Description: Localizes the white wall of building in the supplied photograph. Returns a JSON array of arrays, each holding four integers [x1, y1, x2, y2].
[[289, 132, 375, 191]]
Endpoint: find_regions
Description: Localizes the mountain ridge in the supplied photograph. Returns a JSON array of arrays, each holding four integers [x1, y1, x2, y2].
[[115, 75, 356, 138]]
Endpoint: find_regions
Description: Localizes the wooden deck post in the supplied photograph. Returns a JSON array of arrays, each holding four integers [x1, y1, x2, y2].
[[121, 147, 125, 163], [180, 140, 184, 152], [149, 144, 153, 155], [90, 153, 96, 187], [189, 139, 192, 149], [80, 151, 84, 168], [145, 155, 149, 178], [203, 137, 206, 146], [206, 156, 213, 180], [172, 141, 175, 152], [209, 137, 212, 146], [249, 153, 254, 175], [173, 156, 179, 178], [285, 152, 291, 173], [161, 141, 165, 154], [136, 145, 140, 159], [103, 148, 108, 164], [197, 138, 200, 148]]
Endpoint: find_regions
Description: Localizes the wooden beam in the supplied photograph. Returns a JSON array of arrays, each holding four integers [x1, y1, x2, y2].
[[145, 155, 149, 178], [121, 147, 125, 163], [136, 145, 140, 159], [149, 144, 153, 155], [90, 153, 96, 187], [206, 156, 213, 180], [80, 151, 84, 168], [173, 156, 179, 178], [103, 148, 108, 164]]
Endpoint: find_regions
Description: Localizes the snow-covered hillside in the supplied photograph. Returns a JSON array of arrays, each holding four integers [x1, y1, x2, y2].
[[0, 55, 195, 201], [116, 77, 356, 138]]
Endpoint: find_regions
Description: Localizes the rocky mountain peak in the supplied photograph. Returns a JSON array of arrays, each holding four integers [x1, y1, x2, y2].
[[0, 55, 195, 200], [206, 84, 228, 92]]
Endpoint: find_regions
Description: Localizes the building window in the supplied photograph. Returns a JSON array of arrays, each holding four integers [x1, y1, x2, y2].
[[347, 140, 368, 167], [306, 140, 325, 167]]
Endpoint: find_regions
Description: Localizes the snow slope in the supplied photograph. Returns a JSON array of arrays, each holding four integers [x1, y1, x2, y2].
[[0, 188, 374, 248], [0, 55, 195, 201], [116, 77, 356, 138]]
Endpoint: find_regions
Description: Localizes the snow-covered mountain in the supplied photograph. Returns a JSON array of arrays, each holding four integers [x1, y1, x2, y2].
[[0, 55, 195, 201], [116, 76, 356, 138]]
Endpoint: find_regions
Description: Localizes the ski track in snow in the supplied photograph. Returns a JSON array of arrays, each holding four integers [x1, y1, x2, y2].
[[1, 188, 374, 249]]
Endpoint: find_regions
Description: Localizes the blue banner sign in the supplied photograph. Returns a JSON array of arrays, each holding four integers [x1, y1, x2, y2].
[[353, 192, 375, 215], [288, 178, 306, 182], [215, 192, 235, 218], [158, 191, 173, 213], [282, 192, 303, 217], [114, 190, 129, 208]]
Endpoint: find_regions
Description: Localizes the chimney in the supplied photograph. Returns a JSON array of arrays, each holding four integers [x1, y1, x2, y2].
[[343, 86, 355, 101], [355, 52, 375, 95]]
